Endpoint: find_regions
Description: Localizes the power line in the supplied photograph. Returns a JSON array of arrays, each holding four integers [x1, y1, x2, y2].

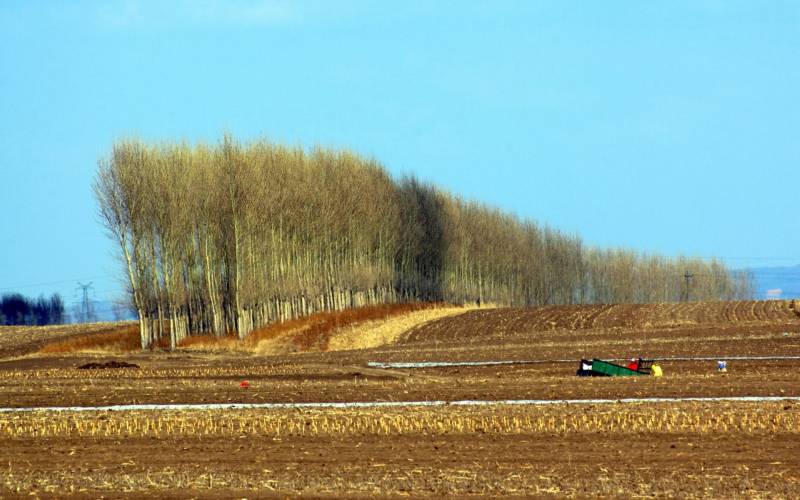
[[0, 275, 116, 292], [713, 257, 799, 261], [1, 257, 797, 298]]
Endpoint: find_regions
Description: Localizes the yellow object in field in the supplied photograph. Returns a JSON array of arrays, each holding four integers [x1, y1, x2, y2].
[[651, 364, 663, 377]]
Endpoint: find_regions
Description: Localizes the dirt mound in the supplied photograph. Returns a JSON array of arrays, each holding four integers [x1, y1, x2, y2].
[[77, 360, 139, 370]]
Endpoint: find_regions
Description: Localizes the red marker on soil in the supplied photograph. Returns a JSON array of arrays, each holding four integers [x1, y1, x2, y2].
[[240, 380, 250, 389]]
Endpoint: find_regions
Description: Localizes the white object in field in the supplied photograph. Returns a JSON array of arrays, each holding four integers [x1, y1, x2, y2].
[[3, 395, 800, 414], [368, 355, 800, 370], [717, 360, 727, 372]]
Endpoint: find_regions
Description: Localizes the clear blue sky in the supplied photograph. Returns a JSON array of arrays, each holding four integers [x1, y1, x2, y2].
[[1, 1, 798, 310]]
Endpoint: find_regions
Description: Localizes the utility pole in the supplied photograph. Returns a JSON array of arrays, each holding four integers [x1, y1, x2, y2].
[[76, 282, 94, 323], [682, 271, 694, 302]]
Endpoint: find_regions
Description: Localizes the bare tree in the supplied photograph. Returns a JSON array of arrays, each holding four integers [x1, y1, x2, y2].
[[95, 136, 755, 349]]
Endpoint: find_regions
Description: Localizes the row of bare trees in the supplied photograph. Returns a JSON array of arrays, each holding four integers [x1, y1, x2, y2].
[[94, 136, 753, 349]]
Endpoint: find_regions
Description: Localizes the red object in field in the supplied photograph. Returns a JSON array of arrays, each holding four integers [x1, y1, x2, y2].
[[627, 359, 639, 371], [240, 380, 250, 389]]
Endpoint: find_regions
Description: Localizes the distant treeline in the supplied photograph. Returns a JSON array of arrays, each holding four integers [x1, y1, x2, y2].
[[95, 137, 754, 349], [0, 293, 65, 326]]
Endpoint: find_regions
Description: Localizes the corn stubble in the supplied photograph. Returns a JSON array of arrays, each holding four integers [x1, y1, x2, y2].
[[2, 403, 796, 439]]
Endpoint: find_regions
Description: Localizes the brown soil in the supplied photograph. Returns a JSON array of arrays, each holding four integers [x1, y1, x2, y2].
[[1, 300, 798, 497], [2, 401, 799, 497], [4, 427, 798, 498]]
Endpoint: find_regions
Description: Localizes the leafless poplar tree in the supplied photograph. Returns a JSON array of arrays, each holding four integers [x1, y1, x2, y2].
[[95, 136, 755, 349]]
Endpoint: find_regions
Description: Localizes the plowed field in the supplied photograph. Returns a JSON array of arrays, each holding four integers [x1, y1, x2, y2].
[[1, 300, 798, 497]]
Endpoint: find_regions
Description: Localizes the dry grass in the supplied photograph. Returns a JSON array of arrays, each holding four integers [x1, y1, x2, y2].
[[250, 302, 452, 352], [327, 306, 475, 351], [38, 325, 140, 354], [34, 303, 463, 355], [1, 402, 797, 438], [179, 302, 464, 354], [0, 322, 135, 357]]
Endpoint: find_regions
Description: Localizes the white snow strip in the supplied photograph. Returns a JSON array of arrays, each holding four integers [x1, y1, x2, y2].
[[367, 360, 560, 368], [1, 396, 799, 413], [367, 355, 800, 369]]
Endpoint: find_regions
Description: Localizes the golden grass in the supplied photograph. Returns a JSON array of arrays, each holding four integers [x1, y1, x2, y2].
[[179, 302, 462, 354], [251, 302, 451, 351], [327, 306, 475, 351], [38, 325, 140, 354], [34, 303, 460, 355], [1, 402, 797, 438], [0, 322, 135, 356]]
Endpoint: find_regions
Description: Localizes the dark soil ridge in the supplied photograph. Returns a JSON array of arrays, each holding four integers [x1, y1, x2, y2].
[[77, 360, 139, 370]]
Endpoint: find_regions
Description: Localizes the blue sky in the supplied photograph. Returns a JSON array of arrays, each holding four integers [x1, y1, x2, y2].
[[1, 0, 798, 310]]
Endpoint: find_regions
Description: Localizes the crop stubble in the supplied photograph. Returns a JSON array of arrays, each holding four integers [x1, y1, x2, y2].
[[2, 403, 798, 497], [0, 300, 799, 497]]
